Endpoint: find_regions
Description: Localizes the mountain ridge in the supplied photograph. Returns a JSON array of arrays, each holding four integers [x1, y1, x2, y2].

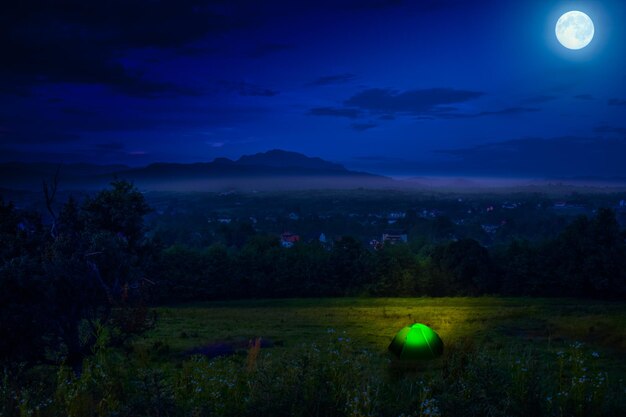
[[0, 149, 391, 191]]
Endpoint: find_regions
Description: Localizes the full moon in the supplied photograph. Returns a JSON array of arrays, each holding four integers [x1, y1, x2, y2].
[[555, 11, 594, 50]]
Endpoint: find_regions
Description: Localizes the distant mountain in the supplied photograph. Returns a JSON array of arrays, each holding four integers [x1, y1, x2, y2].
[[237, 149, 346, 171], [0, 150, 392, 191]]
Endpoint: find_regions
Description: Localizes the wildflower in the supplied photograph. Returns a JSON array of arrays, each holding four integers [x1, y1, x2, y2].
[[591, 351, 600, 358]]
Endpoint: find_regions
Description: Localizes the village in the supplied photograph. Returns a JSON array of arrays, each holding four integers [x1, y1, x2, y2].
[[144, 189, 626, 249]]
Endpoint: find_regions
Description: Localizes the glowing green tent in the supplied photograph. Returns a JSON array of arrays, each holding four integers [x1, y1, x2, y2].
[[388, 323, 444, 360]]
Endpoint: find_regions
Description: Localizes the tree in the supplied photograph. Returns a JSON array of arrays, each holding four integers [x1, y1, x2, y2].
[[430, 239, 495, 295], [0, 200, 51, 369], [493, 240, 539, 296], [370, 244, 420, 296], [1, 181, 157, 372], [328, 236, 372, 295], [550, 209, 626, 298]]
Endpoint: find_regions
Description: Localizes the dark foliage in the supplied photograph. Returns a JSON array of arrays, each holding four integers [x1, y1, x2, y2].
[[153, 208, 626, 302], [0, 181, 157, 371]]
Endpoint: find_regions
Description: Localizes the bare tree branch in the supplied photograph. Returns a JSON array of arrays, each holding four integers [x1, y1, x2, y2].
[[43, 165, 61, 239]]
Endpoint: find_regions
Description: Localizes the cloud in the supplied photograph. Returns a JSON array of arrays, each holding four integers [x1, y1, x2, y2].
[[347, 0, 404, 9], [351, 123, 377, 132], [595, 126, 626, 137], [311, 87, 538, 122], [353, 156, 402, 161], [344, 88, 483, 115], [219, 81, 279, 97], [309, 107, 361, 119], [0, 129, 81, 144], [342, 0, 465, 12], [308, 73, 357, 86], [248, 43, 295, 58], [608, 98, 626, 106], [0, 1, 251, 97], [207, 142, 226, 148], [95, 142, 125, 151], [438, 137, 626, 177], [574, 94, 594, 100], [433, 107, 540, 120], [521, 95, 557, 104]]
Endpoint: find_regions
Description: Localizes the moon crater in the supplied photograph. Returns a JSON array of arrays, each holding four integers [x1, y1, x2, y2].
[[555, 11, 594, 50]]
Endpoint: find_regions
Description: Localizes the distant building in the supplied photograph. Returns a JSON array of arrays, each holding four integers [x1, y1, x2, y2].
[[281, 232, 300, 248], [382, 230, 408, 245], [388, 211, 406, 219], [369, 239, 383, 250], [552, 202, 585, 211], [481, 224, 500, 234]]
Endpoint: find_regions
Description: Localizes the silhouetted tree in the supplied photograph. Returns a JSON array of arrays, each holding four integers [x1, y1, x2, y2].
[[0, 200, 50, 369], [430, 239, 495, 295]]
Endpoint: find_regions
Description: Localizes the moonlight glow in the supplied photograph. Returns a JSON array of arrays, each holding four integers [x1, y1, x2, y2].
[[555, 11, 594, 50]]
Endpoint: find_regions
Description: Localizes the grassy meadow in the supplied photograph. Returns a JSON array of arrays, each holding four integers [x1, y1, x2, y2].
[[144, 297, 626, 361], [7, 297, 626, 417], [126, 297, 626, 417]]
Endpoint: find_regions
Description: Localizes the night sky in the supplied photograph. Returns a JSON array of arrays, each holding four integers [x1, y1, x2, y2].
[[1, 0, 625, 178]]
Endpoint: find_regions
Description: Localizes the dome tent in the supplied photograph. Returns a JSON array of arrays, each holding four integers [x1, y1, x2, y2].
[[388, 323, 444, 360]]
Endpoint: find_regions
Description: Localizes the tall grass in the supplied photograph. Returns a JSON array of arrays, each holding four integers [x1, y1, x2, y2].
[[2, 330, 624, 417]]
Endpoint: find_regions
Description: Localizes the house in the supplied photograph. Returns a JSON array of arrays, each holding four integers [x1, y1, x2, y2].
[[481, 224, 500, 234], [369, 239, 383, 250], [280, 232, 300, 248], [388, 211, 406, 219], [382, 230, 408, 245], [288, 212, 300, 221]]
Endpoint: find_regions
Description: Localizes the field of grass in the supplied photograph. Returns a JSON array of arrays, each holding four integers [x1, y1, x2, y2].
[[11, 297, 625, 417], [143, 297, 626, 366], [125, 297, 626, 416]]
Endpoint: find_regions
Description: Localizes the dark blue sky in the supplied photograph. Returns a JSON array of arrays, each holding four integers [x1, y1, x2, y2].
[[1, 0, 625, 177]]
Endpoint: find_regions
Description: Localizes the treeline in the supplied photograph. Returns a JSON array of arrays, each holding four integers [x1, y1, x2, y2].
[[154, 207, 626, 301]]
